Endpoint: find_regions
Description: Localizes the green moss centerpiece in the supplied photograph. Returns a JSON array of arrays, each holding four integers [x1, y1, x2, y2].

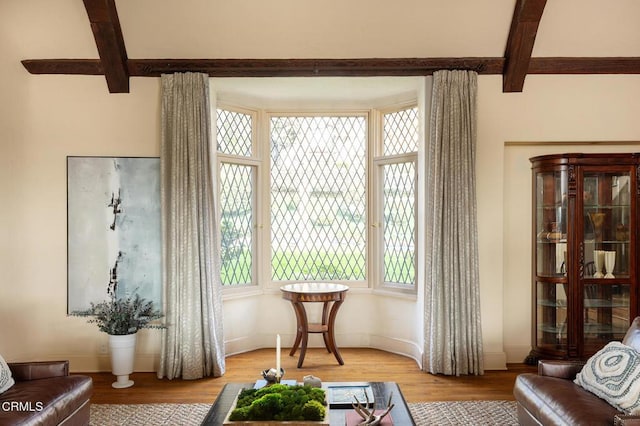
[[226, 384, 328, 424]]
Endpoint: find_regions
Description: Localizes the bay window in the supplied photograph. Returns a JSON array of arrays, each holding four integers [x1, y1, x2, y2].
[[217, 103, 418, 292]]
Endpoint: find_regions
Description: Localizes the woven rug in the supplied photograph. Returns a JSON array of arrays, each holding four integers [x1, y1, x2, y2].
[[90, 404, 211, 425], [408, 401, 518, 425], [90, 400, 518, 425]]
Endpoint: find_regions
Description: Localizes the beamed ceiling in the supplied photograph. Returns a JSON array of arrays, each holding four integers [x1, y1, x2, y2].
[[20, 0, 640, 94]]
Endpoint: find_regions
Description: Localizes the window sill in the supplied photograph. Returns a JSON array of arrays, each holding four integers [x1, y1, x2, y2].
[[222, 285, 263, 301], [372, 287, 417, 301]]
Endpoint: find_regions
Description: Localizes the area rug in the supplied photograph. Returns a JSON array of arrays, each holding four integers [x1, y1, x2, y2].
[[90, 403, 211, 425], [408, 401, 518, 425], [90, 400, 518, 425]]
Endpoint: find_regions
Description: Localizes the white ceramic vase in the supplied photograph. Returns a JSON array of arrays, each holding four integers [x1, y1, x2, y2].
[[604, 251, 616, 279], [108, 333, 137, 388], [593, 250, 605, 278]]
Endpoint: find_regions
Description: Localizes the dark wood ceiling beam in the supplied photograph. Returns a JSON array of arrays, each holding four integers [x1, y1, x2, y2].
[[22, 57, 506, 77], [528, 57, 640, 74], [128, 58, 506, 77], [83, 0, 129, 93], [22, 59, 104, 75], [21, 56, 640, 80], [503, 0, 547, 92]]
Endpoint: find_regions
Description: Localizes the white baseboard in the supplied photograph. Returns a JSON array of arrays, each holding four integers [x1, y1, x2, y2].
[[504, 344, 532, 364], [482, 351, 507, 370], [67, 354, 158, 373]]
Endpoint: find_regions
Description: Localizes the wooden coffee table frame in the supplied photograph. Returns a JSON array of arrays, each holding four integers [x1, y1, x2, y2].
[[201, 381, 416, 425]]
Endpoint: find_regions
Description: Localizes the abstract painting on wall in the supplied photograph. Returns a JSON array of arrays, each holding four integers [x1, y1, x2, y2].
[[67, 156, 162, 313]]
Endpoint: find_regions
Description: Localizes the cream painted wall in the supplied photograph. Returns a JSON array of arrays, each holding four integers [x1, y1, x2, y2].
[[2, 0, 640, 374], [477, 75, 640, 363]]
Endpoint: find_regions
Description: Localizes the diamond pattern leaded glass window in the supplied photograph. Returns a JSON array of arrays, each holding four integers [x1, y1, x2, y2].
[[217, 109, 252, 157], [219, 162, 253, 285], [382, 162, 415, 285], [270, 116, 366, 281], [383, 107, 419, 156], [379, 105, 418, 288]]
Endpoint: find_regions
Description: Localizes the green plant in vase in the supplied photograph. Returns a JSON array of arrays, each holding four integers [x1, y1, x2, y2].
[[73, 287, 163, 388], [74, 293, 163, 335]]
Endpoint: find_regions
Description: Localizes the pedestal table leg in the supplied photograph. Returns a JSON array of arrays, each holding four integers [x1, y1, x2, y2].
[[327, 298, 345, 365], [291, 301, 309, 368]]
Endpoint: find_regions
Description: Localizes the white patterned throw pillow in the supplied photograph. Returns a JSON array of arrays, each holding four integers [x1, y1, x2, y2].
[[0, 354, 15, 394], [575, 341, 640, 414]]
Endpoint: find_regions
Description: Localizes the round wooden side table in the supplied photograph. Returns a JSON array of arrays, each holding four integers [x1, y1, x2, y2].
[[280, 283, 349, 368]]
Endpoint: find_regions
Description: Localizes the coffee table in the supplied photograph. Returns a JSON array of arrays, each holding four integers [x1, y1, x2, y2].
[[201, 381, 416, 425]]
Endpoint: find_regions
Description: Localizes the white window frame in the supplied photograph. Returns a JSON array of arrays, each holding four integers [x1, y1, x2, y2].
[[263, 110, 370, 290], [216, 104, 262, 295], [372, 102, 418, 294], [217, 102, 419, 295]]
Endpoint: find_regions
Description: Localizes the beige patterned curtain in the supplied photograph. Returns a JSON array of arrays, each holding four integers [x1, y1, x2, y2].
[[423, 70, 483, 376], [157, 72, 225, 379]]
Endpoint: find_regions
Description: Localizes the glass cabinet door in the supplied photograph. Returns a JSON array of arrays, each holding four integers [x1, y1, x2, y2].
[[535, 170, 568, 277], [582, 171, 631, 279], [534, 169, 568, 354], [581, 170, 632, 351], [536, 281, 568, 351], [583, 284, 630, 352]]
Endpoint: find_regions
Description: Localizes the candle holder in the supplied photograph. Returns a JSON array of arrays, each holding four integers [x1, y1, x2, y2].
[[261, 368, 285, 385]]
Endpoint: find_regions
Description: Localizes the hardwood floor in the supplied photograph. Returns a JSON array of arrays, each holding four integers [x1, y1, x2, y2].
[[86, 348, 535, 404]]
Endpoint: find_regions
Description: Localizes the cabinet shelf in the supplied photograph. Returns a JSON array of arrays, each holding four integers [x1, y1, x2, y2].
[[538, 323, 567, 335], [584, 298, 629, 308], [530, 153, 638, 363], [538, 299, 567, 308], [584, 205, 631, 210], [535, 324, 626, 345], [584, 239, 630, 244], [584, 323, 629, 335]]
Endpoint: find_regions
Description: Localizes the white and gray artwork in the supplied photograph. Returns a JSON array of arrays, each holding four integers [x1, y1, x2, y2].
[[67, 157, 161, 313]]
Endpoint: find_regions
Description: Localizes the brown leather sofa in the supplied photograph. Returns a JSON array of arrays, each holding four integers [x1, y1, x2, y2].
[[0, 360, 92, 425], [514, 317, 640, 426]]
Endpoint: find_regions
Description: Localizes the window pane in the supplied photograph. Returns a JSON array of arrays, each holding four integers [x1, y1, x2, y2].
[[217, 109, 252, 156], [383, 107, 419, 155], [383, 161, 415, 285], [220, 163, 253, 285], [270, 116, 366, 281]]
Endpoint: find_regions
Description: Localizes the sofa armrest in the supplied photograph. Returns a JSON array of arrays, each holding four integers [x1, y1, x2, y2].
[[538, 359, 585, 379], [8, 360, 69, 381]]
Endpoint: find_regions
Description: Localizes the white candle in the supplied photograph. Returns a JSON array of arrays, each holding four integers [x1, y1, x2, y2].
[[276, 334, 281, 378]]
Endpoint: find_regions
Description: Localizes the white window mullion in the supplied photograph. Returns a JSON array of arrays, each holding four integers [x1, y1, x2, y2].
[[217, 106, 259, 288], [375, 105, 419, 292]]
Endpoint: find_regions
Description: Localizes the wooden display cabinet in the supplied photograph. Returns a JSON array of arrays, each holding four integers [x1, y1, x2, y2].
[[527, 153, 639, 363]]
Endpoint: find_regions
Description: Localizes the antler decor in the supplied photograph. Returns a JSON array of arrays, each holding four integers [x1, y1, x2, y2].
[[351, 391, 395, 425]]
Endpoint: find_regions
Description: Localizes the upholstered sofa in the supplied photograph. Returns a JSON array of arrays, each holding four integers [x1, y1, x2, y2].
[[514, 317, 640, 426], [0, 360, 92, 425]]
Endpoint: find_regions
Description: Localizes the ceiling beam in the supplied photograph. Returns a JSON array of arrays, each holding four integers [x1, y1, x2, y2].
[[22, 57, 640, 79], [22, 59, 104, 75], [82, 0, 129, 93], [503, 0, 547, 92], [22, 57, 506, 77], [528, 57, 640, 74], [127, 58, 506, 77]]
